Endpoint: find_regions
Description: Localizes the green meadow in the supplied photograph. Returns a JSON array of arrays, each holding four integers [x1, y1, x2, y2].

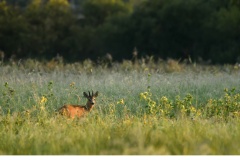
[[0, 59, 240, 155]]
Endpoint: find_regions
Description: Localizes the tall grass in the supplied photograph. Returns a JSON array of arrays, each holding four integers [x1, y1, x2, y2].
[[0, 59, 240, 155]]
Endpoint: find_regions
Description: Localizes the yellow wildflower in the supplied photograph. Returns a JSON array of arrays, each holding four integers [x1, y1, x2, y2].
[[40, 106, 45, 111], [69, 82, 75, 87], [140, 92, 151, 100], [190, 106, 196, 113], [40, 96, 47, 104], [181, 105, 187, 113], [117, 99, 124, 105], [161, 96, 168, 103]]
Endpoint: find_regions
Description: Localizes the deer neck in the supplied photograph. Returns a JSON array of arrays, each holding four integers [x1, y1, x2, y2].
[[85, 102, 94, 111]]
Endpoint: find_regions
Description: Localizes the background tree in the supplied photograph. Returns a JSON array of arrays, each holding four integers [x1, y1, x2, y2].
[[0, 1, 27, 59], [0, 0, 240, 63]]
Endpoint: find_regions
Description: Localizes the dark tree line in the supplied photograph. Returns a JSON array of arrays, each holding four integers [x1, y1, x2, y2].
[[0, 0, 240, 63]]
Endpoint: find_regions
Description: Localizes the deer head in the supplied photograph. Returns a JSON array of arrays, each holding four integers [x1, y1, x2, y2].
[[83, 91, 98, 111]]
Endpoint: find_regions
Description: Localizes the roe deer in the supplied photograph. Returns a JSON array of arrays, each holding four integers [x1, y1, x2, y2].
[[58, 91, 98, 119]]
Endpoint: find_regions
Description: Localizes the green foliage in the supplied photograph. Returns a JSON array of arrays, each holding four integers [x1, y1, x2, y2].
[[23, 0, 77, 58], [0, 62, 240, 154], [204, 88, 240, 119], [82, 0, 131, 26], [140, 87, 240, 120], [0, 1, 27, 58], [202, 5, 240, 63], [5, 0, 31, 7], [1, 0, 240, 63]]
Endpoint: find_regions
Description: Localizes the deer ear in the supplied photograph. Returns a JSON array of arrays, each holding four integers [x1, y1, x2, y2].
[[83, 92, 88, 97], [94, 91, 99, 97]]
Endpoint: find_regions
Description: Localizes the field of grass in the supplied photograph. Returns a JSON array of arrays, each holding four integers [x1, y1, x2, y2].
[[0, 59, 240, 155]]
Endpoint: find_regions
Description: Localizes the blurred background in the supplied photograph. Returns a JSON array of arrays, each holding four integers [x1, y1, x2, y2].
[[0, 0, 240, 64]]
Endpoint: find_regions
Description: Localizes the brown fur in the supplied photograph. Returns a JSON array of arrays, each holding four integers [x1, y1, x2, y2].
[[58, 91, 98, 119]]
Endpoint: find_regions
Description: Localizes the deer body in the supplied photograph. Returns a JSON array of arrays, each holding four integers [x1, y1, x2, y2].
[[58, 91, 98, 119]]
